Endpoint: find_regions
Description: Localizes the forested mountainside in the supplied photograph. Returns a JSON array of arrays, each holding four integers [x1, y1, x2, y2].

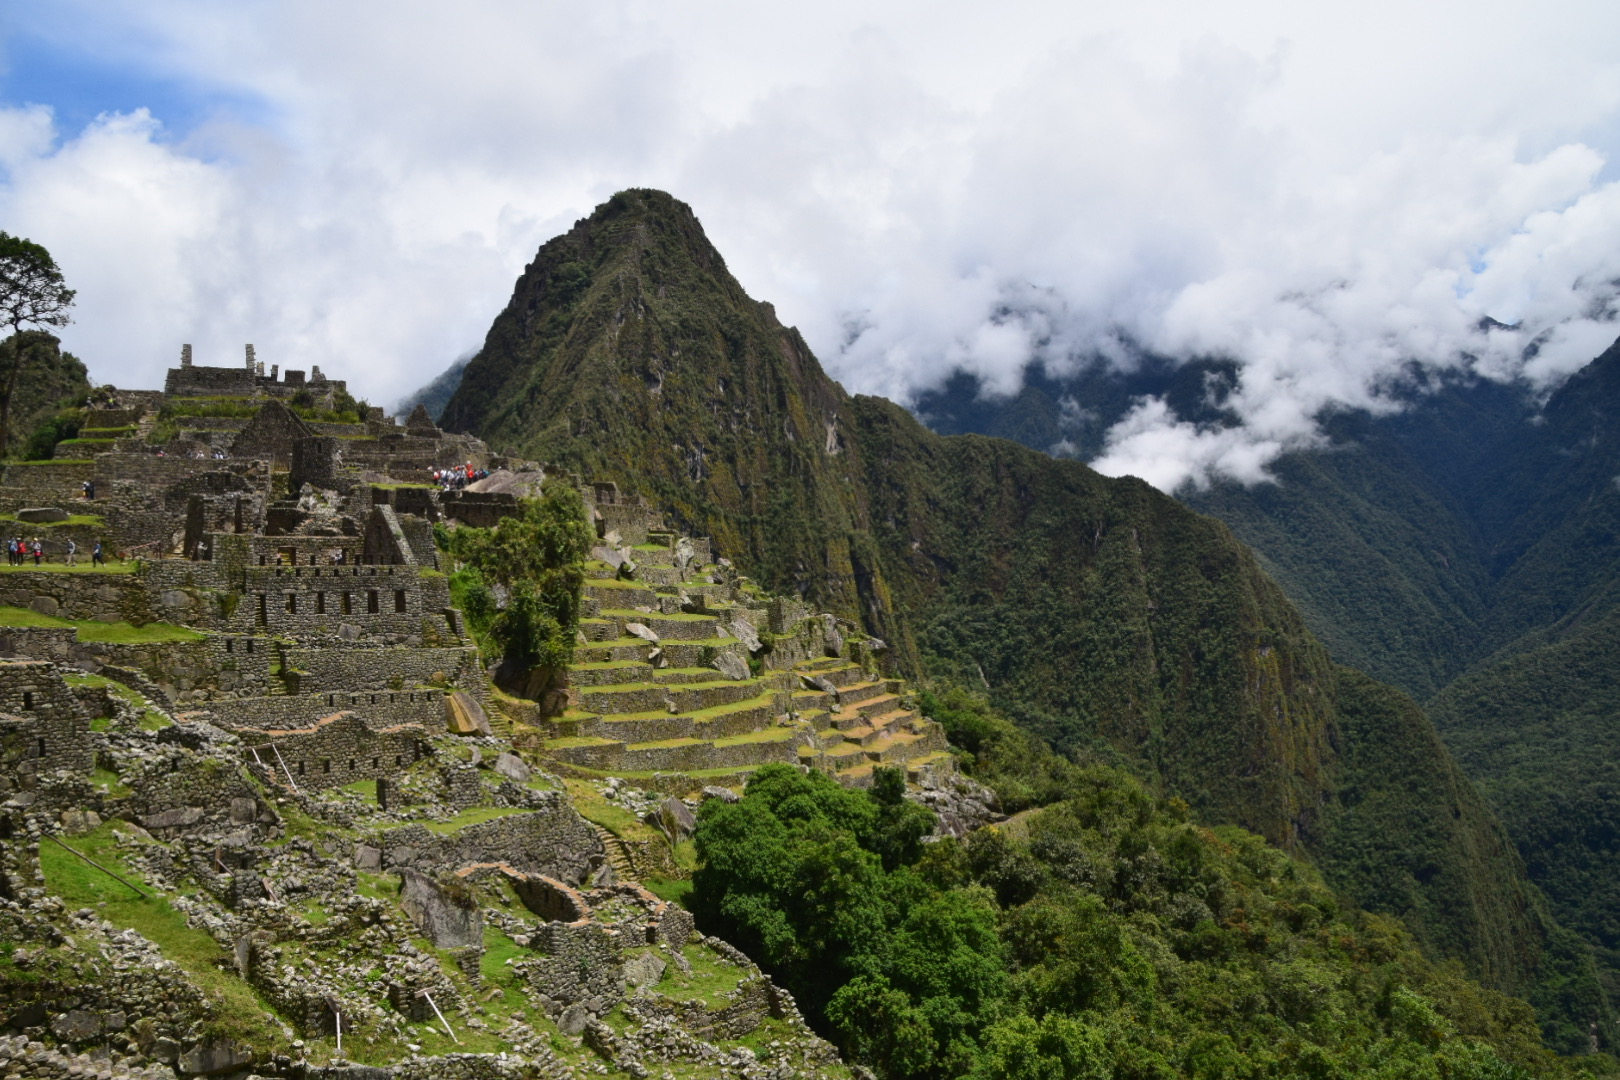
[[897, 311, 1620, 1031], [438, 188, 1610, 1045]]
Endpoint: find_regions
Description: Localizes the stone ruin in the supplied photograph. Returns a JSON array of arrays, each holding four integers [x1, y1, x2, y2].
[[0, 349, 975, 1079]]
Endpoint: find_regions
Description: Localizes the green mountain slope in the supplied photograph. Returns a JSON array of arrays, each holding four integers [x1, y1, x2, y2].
[[438, 189, 1604, 1039]]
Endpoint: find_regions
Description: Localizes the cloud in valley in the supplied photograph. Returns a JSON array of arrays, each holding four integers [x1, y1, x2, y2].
[[3, 0, 1620, 490]]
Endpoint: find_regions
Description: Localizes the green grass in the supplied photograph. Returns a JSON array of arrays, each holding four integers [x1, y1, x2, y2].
[[643, 876, 694, 906], [78, 620, 205, 644], [422, 806, 528, 834], [0, 560, 135, 574], [62, 672, 170, 730], [0, 607, 203, 646], [0, 512, 105, 528], [39, 822, 293, 1051], [89, 765, 132, 797], [563, 778, 665, 844], [3, 458, 93, 465], [655, 942, 751, 1002]]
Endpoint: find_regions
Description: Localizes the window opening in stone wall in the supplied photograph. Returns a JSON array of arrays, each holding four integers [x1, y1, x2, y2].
[[394, 754, 403, 766], [298, 760, 306, 776], [368, 590, 379, 613], [286, 593, 297, 614], [394, 589, 407, 613], [22, 692, 32, 709], [37, 736, 46, 755], [257, 594, 268, 628], [342, 592, 352, 615], [348, 759, 355, 771], [316, 592, 326, 614], [322, 759, 331, 774], [371, 756, 378, 769], [328, 694, 335, 707], [246, 639, 255, 653], [370, 694, 377, 704], [225, 639, 234, 654]]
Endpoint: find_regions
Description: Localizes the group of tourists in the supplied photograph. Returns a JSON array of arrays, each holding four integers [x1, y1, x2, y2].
[[5, 536, 105, 567], [432, 463, 488, 491]]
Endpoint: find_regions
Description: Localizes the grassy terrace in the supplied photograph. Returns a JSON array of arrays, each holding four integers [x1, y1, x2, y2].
[[64, 671, 171, 730], [422, 806, 529, 833], [39, 821, 293, 1051], [0, 605, 204, 643], [0, 560, 135, 574], [0, 512, 105, 528]]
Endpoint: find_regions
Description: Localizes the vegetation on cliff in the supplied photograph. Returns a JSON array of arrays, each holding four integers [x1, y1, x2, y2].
[[693, 756, 1587, 1079]]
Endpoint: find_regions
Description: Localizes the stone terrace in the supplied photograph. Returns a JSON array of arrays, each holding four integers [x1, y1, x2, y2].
[[515, 490, 952, 792]]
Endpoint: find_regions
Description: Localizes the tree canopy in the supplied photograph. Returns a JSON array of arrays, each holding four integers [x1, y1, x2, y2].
[[0, 232, 76, 456]]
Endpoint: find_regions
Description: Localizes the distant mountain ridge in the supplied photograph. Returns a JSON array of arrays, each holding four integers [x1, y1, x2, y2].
[[904, 321, 1620, 1027], [437, 188, 1611, 1047]]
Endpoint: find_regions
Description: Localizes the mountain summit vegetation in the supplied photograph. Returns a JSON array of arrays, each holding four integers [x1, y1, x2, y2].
[[440, 189, 1611, 1051]]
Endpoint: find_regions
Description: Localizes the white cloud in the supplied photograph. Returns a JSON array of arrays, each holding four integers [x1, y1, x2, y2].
[[0, 0, 1617, 486]]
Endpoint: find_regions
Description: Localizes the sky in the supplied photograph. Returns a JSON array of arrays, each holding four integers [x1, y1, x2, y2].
[[3, 1, 1620, 492]]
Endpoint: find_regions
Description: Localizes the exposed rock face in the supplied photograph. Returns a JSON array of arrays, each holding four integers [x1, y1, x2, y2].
[[398, 868, 484, 950]]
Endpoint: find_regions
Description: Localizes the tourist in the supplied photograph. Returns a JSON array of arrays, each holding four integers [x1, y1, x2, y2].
[[6, 537, 15, 566], [32, 539, 42, 566], [65, 539, 76, 567], [81, 479, 91, 499], [92, 541, 104, 567]]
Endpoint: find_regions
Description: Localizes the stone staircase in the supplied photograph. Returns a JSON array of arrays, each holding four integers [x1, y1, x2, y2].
[[529, 527, 953, 792]]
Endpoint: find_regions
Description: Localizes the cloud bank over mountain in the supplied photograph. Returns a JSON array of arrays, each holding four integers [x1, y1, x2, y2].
[[2, 0, 1619, 490]]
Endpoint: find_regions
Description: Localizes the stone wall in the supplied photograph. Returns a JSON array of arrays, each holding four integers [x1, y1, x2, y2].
[[164, 365, 257, 396], [283, 645, 482, 693], [235, 711, 430, 793], [205, 689, 446, 732], [0, 660, 94, 791], [378, 797, 601, 885], [519, 920, 624, 1009], [227, 564, 448, 641], [0, 570, 151, 623], [0, 462, 96, 513]]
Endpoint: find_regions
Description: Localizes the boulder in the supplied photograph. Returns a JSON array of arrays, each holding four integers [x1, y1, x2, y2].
[[143, 806, 204, 830], [354, 844, 382, 870], [625, 622, 659, 643], [701, 785, 740, 804], [558, 1003, 591, 1036], [50, 1009, 102, 1043], [16, 507, 69, 524], [177, 1037, 254, 1076], [729, 617, 762, 652], [654, 797, 698, 843], [493, 751, 532, 783], [800, 673, 841, 701], [711, 651, 750, 681], [445, 690, 491, 735], [822, 614, 844, 657], [398, 867, 483, 949], [623, 950, 667, 988]]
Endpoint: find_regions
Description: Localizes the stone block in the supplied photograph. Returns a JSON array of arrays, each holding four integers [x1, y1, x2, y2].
[[16, 507, 69, 523]]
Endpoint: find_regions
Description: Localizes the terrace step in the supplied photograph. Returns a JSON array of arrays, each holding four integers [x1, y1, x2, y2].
[[567, 660, 655, 687]]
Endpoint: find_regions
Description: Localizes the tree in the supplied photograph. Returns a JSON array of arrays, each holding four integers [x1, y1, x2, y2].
[[0, 233, 76, 457]]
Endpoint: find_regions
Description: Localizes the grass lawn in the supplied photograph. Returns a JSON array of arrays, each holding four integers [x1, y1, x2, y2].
[[0, 560, 136, 574], [0, 605, 204, 643], [39, 822, 293, 1051], [422, 806, 528, 834]]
